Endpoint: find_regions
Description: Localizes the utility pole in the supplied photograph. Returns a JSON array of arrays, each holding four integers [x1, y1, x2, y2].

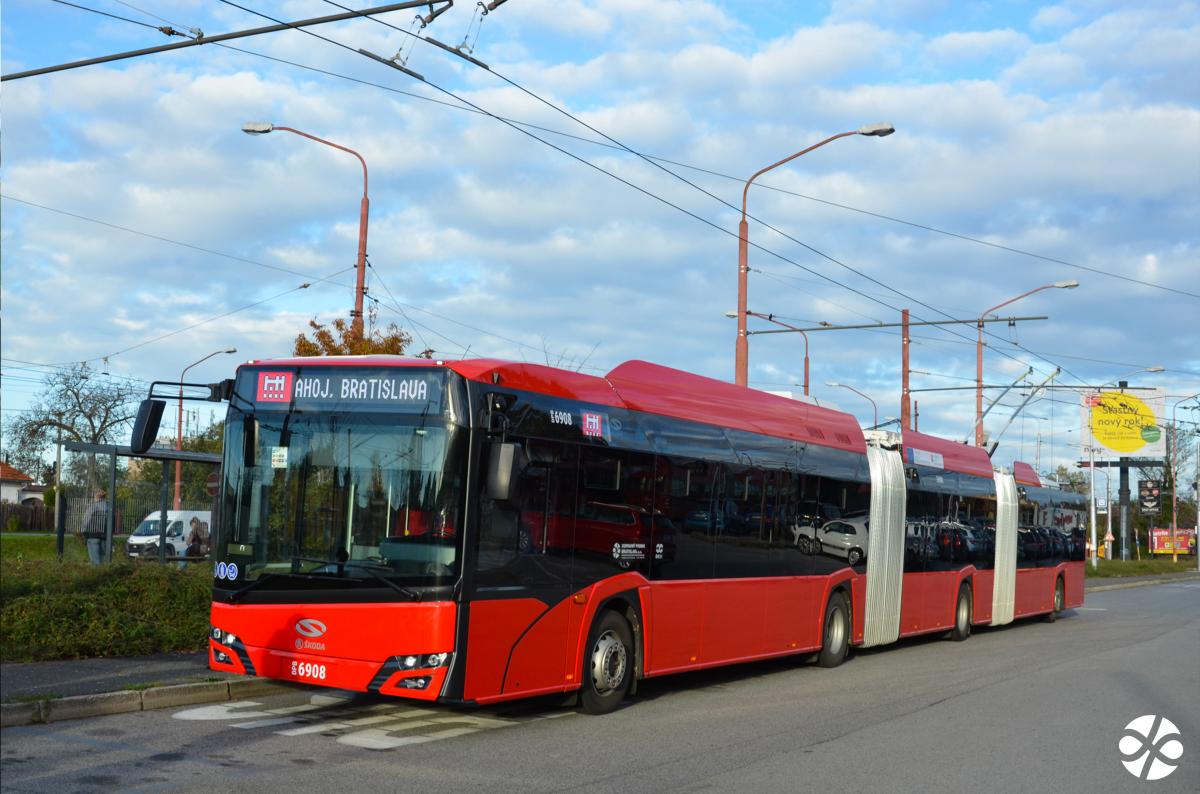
[[55, 424, 63, 561], [901, 309, 911, 430], [1118, 380, 1131, 560]]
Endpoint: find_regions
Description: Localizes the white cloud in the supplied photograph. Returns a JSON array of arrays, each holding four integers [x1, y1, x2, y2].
[[1031, 4, 1079, 31], [925, 29, 1030, 63]]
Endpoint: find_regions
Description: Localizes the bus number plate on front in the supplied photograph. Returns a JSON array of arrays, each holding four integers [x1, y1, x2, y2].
[[288, 660, 328, 681]]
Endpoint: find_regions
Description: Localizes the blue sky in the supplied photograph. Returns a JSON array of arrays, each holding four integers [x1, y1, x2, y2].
[[2, 0, 1198, 477]]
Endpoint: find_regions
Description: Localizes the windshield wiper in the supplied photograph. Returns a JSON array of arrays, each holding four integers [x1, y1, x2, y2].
[[289, 556, 421, 600], [225, 571, 303, 603]]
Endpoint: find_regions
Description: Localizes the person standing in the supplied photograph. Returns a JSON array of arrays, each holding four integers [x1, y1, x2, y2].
[[81, 489, 111, 565]]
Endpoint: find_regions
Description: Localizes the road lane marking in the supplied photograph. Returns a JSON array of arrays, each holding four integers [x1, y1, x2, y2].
[[173, 693, 566, 751]]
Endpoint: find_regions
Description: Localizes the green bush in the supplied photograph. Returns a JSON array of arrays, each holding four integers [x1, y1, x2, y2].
[[1084, 557, 1198, 578], [0, 559, 212, 662]]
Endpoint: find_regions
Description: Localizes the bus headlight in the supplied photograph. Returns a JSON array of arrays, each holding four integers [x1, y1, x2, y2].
[[393, 652, 452, 670]]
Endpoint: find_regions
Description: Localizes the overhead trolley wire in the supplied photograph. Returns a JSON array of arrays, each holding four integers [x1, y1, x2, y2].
[[220, 0, 1087, 392], [307, 0, 1101, 391], [22, 0, 1198, 302]]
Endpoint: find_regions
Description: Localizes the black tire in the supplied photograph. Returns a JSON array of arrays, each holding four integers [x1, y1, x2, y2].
[[949, 584, 972, 641], [1044, 577, 1065, 623], [847, 548, 863, 567], [817, 591, 850, 668], [579, 610, 634, 715]]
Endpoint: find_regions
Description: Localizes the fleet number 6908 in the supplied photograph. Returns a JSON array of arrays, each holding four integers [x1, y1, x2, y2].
[[290, 661, 327, 680]]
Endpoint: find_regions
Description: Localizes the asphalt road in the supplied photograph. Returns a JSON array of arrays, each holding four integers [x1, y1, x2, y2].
[[2, 582, 1197, 793]]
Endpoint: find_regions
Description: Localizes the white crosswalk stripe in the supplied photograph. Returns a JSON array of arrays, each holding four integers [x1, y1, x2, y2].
[[173, 692, 569, 751]]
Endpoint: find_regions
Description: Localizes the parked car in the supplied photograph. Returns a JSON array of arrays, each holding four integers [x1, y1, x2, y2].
[[125, 510, 211, 559], [794, 516, 869, 565]]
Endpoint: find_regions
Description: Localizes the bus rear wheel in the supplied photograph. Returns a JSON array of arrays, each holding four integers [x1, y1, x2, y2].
[[1044, 577, 1065, 623], [948, 583, 972, 641], [817, 592, 850, 668], [579, 610, 633, 715]]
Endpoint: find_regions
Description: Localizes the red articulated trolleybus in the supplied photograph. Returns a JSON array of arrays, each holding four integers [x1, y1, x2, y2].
[[132, 356, 1086, 714]]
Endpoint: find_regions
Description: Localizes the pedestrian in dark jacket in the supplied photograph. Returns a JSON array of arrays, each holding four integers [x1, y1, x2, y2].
[[80, 489, 111, 565]]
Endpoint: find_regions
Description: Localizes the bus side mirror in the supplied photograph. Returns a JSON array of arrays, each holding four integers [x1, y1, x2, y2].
[[486, 442, 526, 501], [130, 399, 166, 454]]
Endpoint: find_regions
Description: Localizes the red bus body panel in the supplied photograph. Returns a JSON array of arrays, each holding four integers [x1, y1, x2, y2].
[[218, 357, 1083, 705], [209, 601, 456, 700]]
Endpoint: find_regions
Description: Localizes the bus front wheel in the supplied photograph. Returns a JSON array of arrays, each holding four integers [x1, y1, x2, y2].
[[579, 610, 633, 715], [817, 592, 850, 668]]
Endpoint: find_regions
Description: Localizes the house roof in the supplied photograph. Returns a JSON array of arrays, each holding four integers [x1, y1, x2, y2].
[[0, 462, 34, 483]]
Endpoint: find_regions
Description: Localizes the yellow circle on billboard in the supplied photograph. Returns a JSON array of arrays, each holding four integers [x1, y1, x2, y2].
[[1090, 392, 1158, 453]]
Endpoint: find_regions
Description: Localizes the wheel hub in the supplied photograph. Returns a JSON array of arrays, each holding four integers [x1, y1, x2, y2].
[[590, 630, 627, 693]]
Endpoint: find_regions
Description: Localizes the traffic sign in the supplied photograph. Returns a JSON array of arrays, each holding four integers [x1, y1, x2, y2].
[[205, 470, 222, 497], [1104, 531, 1115, 542]]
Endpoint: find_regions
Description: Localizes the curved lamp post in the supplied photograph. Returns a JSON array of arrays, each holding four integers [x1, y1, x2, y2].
[[975, 280, 1079, 446], [176, 348, 237, 509], [735, 123, 894, 387], [826, 381, 877, 428], [243, 121, 370, 340]]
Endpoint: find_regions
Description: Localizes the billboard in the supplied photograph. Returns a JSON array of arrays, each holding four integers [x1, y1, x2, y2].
[[1138, 480, 1162, 516], [1081, 388, 1166, 459], [1149, 527, 1196, 555]]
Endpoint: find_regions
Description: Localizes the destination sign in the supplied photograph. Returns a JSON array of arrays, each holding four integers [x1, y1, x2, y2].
[[241, 368, 444, 412]]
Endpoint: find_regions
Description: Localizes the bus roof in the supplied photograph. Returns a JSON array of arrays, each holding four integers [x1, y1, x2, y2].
[[1012, 461, 1042, 487], [241, 355, 868, 455], [901, 429, 994, 479]]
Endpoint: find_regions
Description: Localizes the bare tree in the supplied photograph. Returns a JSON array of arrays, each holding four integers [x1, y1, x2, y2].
[[4, 366, 140, 488]]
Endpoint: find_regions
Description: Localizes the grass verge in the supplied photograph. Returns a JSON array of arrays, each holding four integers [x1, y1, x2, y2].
[[1, 558, 212, 662], [1084, 557, 1199, 578], [1, 533, 127, 562]]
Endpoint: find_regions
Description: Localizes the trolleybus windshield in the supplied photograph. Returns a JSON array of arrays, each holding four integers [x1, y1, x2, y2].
[[214, 367, 466, 597]]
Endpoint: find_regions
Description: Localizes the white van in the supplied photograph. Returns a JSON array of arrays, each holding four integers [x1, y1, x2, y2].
[[125, 510, 211, 559]]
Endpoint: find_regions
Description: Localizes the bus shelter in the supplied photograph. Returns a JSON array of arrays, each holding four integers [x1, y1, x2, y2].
[[60, 441, 220, 564]]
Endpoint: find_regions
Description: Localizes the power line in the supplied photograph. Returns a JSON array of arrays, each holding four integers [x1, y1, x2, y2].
[[1, 194, 349, 288], [323, 0, 1200, 304], [48, 0, 178, 34], [314, 2, 1106, 394], [32, 0, 1198, 302], [2, 2, 434, 81], [222, 0, 1089, 394]]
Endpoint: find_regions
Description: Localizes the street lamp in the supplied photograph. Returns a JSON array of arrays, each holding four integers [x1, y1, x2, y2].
[[734, 123, 894, 387], [974, 280, 1078, 446], [826, 381, 877, 428], [243, 121, 370, 340], [725, 310, 811, 395], [176, 348, 237, 509]]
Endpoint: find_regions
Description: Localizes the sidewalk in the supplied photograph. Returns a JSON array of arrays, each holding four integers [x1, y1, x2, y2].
[[1, 651, 225, 702], [1, 652, 297, 728]]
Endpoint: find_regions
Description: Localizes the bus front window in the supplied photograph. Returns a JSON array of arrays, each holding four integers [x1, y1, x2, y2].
[[217, 409, 465, 595]]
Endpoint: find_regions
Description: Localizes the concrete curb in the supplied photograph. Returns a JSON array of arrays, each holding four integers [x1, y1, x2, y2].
[[1086, 574, 1200, 593], [1, 679, 300, 729]]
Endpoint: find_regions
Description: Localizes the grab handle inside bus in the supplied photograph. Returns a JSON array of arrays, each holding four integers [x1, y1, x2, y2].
[[486, 442, 526, 501], [243, 418, 259, 468]]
